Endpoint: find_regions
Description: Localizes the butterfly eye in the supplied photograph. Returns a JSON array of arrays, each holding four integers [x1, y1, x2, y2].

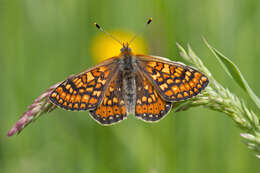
[[120, 46, 132, 54]]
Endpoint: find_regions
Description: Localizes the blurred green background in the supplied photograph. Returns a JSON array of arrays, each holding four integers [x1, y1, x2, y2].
[[1, 0, 260, 172]]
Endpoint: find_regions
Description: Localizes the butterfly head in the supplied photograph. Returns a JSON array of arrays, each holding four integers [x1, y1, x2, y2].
[[120, 43, 132, 55]]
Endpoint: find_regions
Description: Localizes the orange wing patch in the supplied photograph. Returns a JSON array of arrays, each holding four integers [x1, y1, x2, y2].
[[138, 58, 209, 102], [49, 63, 116, 111], [135, 72, 172, 122], [89, 73, 127, 125]]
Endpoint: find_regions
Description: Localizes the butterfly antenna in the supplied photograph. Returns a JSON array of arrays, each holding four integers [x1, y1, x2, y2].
[[94, 22, 123, 46], [128, 17, 152, 45]]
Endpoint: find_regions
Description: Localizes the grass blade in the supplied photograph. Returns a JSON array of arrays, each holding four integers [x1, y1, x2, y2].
[[203, 38, 260, 110]]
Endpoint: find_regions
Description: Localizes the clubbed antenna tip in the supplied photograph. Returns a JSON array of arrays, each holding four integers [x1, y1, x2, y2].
[[94, 22, 101, 29], [147, 18, 152, 25]]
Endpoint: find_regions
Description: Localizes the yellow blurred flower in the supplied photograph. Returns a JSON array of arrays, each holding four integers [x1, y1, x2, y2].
[[91, 30, 148, 63]]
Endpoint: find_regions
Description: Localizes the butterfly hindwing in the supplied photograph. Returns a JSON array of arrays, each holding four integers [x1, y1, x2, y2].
[[49, 58, 118, 111], [135, 71, 172, 122], [89, 72, 127, 125], [136, 55, 209, 102]]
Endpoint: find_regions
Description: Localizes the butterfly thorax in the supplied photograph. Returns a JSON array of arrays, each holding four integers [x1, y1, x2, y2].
[[119, 45, 137, 114]]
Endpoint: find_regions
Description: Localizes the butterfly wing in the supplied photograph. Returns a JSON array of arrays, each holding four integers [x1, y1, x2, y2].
[[136, 55, 209, 102], [49, 57, 119, 111], [135, 71, 172, 122], [89, 72, 127, 125]]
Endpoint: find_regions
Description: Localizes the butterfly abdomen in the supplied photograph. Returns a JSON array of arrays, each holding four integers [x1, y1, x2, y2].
[[120, 54, 137, 114]]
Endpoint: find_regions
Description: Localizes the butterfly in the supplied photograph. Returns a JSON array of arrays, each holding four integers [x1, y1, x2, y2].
[[49, 19, 209, 125]]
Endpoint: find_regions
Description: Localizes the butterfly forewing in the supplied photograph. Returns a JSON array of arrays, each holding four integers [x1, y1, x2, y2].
[[89, 72, 127, 125], [136, 55, 209, 102], [49, 58, 118, 111], [135, 71, 172, 122]]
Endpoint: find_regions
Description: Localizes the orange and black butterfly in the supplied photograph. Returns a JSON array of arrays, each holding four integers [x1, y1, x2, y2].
[[49, 18, 209, 125]]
